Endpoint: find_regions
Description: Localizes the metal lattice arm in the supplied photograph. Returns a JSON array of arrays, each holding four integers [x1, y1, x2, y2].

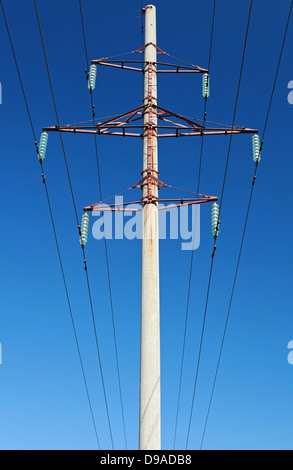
[[43, 105, 258, 139]]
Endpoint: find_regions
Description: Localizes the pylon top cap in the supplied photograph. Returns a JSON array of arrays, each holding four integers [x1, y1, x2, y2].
[[145, 5, 156, 11]]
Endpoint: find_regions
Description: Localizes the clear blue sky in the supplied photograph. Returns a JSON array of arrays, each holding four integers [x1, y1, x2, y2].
[[0, 0, 293, 450]]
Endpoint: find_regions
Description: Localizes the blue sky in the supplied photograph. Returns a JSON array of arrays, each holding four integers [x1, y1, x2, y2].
[[0, 0, 293, 450]]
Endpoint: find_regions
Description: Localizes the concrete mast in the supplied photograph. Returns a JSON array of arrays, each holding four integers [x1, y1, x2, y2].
[[139, 5, 161, 451]]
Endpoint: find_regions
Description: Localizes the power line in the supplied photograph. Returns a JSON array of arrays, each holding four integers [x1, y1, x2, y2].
[[77, 0, 128, 450], [261, 0, 293, 144], [199, 0, 293, 449], [33, 0, 79, 225], [43, 176, 101, 450], [218, 0, 254, 213], [197, 0, 217, 195], [184, 0, 254, 450], [0, 0, 100, 448], [33, 0, 115, 449], [185, 252, 215, 449], [172, 0, 217, 450], [0, 1, 37, 143], [200, 166, 257, 450]]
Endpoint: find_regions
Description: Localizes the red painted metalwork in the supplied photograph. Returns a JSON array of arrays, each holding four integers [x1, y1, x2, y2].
[[83, 195, 218, 213], [91, 43, 208, 74], [144, 61, 158, 204], [43, 50, 258, 216], [43, 104, 258, 138], [92, 59, 208, 74]]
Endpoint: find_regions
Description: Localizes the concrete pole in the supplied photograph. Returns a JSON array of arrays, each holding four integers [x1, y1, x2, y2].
[[139, 5, 161, 451]]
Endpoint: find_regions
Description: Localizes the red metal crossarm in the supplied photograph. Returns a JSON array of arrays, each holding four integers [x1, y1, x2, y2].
[[92, 43, 208, 74], [43, 105, 258, 138], [92, 59, 208, 74], [83, 195, 218, 213]]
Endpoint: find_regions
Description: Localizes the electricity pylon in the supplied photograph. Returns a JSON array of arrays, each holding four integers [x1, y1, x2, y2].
[[43, 4, 258, 450]]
